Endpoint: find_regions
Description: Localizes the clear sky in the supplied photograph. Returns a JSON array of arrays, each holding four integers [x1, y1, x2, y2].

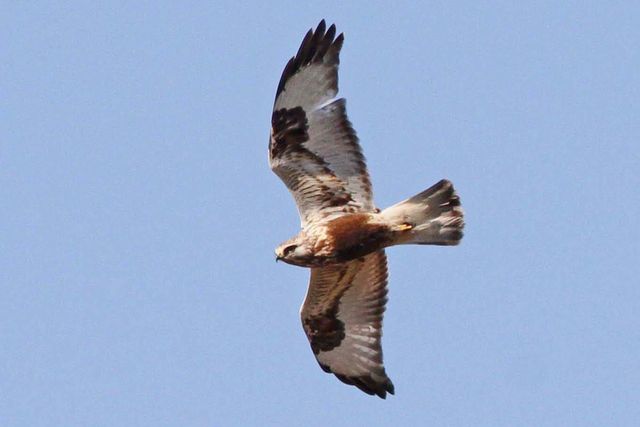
[[3, 1, 639, 426]]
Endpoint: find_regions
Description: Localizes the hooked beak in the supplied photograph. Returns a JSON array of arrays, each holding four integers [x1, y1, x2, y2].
[[275, 255, 282, 263]]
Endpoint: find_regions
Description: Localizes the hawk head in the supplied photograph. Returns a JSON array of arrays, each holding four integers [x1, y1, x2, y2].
[[275, 234, 315, 267]]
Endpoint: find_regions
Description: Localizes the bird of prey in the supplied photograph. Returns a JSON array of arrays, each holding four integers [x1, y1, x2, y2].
[[269, 20, 464, 398]]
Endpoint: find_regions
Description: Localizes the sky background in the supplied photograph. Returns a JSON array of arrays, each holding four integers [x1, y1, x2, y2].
[[2, 1, 639, 426]]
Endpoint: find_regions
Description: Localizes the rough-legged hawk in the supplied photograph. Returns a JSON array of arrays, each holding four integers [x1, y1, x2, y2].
[[269, 20, 464, 398]]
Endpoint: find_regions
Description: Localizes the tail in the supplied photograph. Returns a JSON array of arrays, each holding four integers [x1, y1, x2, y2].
[[380, 179, 464, 246]]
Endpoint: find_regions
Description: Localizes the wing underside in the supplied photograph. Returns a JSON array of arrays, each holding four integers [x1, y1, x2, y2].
[[269, 20, 375, 228], [300, 250, 394, 398]]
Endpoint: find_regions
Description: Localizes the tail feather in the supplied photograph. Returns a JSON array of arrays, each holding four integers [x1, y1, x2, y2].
[[380, 179, 464, 246]]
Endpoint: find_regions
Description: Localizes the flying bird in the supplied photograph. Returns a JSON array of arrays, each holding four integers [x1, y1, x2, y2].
[[269, 20, 464, 398]]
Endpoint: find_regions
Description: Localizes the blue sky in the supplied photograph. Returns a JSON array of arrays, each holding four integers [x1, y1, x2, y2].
[[2, 2, 639, 426]]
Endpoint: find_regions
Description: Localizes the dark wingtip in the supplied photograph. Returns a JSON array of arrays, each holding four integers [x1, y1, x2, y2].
[[316, 19, 326, 33], [386, 379, 395, 396], [375, 378, 395, 399], [334, 373, 395, 399], [274, 20, 343, 100], [335, 32, 344, 49]]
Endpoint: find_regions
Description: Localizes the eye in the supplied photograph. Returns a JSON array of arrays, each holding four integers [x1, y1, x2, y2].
[[283, 245, 297, 256]]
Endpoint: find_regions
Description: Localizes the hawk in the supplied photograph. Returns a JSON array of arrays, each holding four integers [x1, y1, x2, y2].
[[269, 20, 464, 398]]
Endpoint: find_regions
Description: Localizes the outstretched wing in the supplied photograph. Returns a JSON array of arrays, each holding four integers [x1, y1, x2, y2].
[[269, 20, 374, 228], [300, 250, 394, 398]]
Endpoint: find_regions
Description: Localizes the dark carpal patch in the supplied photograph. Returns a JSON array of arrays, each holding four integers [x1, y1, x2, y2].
[[304, 310, 345, 355], [270, 107, 309, 158]]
